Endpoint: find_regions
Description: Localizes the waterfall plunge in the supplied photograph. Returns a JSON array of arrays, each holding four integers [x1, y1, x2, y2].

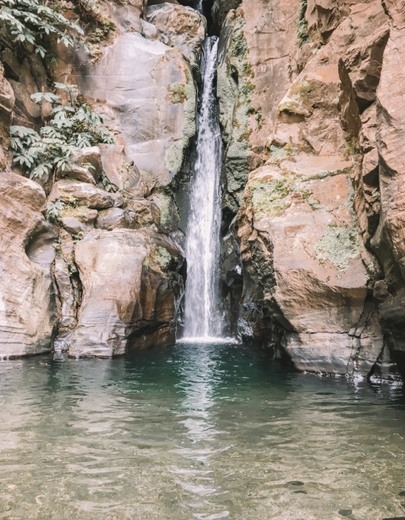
[[183, 37, 223, 340]]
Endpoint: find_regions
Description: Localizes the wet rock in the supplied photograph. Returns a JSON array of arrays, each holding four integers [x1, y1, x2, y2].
[[53, 230, 80, 351], [338, 509, 352, 517]]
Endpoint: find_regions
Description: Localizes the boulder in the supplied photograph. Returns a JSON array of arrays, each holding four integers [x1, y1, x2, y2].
[[146, 3, 206, 68], [0, 171, 55, 357], [48, 179, 122, 209], [68, 229, 184, 357], [77, 31, 197, 187]]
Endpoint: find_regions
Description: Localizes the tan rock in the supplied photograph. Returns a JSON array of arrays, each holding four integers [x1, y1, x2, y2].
[[146, 3, 206, 67], [237, 155, 383, 374], [369, 0, 405, 364], [76, 30, 197, 187], [99, 144, 144, 195], [68, 229, 184, 357], [48, 179, 121, 209], [217, 0, 301, 212], [0, 171, 55, 357], [96, 207, 127, 230]]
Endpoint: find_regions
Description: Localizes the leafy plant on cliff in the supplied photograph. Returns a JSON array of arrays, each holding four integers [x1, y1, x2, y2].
[[10, 83, 114, 180], [0, 0, 83, 58]]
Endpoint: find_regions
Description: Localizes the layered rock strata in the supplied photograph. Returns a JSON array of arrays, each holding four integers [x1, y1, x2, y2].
[[220, 0, 404, 376]]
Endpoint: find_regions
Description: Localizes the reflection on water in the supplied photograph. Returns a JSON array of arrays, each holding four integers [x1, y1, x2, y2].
[[0, 343, 404, 520]]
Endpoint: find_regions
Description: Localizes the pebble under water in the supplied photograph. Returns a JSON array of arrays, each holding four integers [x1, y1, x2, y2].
[[0, 342, 404, 520]]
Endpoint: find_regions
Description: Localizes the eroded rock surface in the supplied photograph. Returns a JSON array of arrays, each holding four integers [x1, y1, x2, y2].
[[0, 171, 55, 357], [230, 0, 395, 375], [77, 2, 202, 188], [69, 229, 183, 358]]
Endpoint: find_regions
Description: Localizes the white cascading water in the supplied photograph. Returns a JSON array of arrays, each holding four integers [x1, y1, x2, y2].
[[183, 37, 223, 340]]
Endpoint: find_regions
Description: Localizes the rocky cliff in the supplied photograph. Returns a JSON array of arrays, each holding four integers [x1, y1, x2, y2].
[[0, 0, 404, 379], [218, 0, 405, 378]]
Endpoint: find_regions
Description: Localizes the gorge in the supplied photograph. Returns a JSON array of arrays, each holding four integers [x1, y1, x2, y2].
[[1, 0, 403, 381], [0, 1, 405, 519]]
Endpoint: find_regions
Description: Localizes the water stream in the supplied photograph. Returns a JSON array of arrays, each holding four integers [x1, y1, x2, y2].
[[0, 347, 404, 520], [183, 37, 223, 340]]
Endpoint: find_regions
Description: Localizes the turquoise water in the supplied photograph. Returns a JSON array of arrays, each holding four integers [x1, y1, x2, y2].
[[0, 342, 404, 520]]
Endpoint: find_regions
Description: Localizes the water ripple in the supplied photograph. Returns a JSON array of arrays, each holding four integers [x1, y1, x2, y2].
[[0, 345, 404, 519]]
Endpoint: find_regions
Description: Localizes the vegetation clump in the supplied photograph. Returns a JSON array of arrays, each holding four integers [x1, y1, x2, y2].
[[297, 0, 309, 46], [0, 0, 83, 58], [10, 82, 114, 180]]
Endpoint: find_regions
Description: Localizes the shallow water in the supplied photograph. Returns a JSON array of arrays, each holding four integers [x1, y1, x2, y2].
[[0, 342, 404, 520]]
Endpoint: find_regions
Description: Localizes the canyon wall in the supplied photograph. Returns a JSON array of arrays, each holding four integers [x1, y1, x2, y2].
[[0, 0, 404, 378], [217, 0, 404, 377]]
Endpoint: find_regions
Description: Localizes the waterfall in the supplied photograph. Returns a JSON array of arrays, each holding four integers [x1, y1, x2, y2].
[[183, 37, 223, 340]]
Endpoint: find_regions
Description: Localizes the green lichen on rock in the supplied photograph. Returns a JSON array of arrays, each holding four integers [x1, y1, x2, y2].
[[164, 66, 196, 178], [167, 83, 187, 104], [315, 225, 360, 270], [250, 178, 294, 217], [151, 189, 179, 230], [217, 12, 255, 213], [297, 0, 309, 46], [154, 246, 173, 271], [279, 79, 324, 119]]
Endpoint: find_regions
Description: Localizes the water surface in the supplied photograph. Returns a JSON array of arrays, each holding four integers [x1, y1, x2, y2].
[[0, 342, 404, 520]]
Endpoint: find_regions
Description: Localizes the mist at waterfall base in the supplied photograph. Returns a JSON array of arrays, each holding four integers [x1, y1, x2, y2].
[[182, 36, 229, 343], [0, 347, 404, 520]]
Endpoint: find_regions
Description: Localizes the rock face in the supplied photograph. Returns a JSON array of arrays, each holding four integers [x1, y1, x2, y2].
[[77, 2, 205, 188], [69, 229, 183, 358], [0, 0, 191, 358], [219, 0, 404, 376], [371, 0, 405, 370], [0, 171, 55, 357], [146, 3, 206, 68], [1, 0, 405, 378]]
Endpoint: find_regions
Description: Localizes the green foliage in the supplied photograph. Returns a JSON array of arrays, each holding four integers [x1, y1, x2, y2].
[[45, 200, 64, 222], [297, 0, 309, 46], [99, 172, 118, 193], [0, 0, 84, 58], [10, 83, 114, 180]]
